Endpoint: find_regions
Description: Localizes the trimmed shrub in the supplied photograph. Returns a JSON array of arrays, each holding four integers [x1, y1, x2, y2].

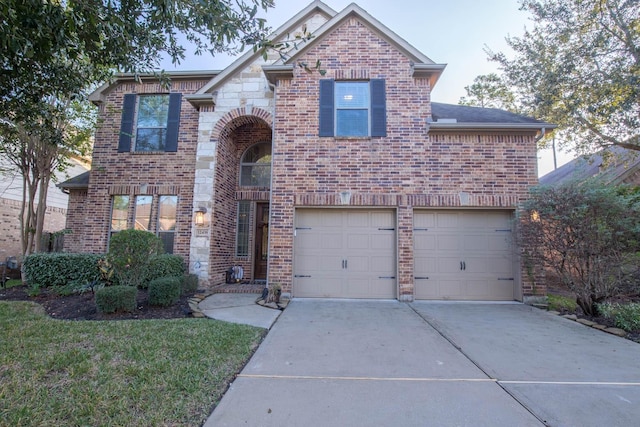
[[148, 277, 181, 307], [108, 230, 164, 288], [145, 254, 186, 286], [24, 253, 103, 290], [181, 274, 199, 295], [95, 286, 137, 313]]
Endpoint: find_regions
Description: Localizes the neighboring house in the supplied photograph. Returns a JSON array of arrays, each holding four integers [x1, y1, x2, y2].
[[0, 156, 89, 261], [59, 1, 554, 302], [539, 146, 640, 187]]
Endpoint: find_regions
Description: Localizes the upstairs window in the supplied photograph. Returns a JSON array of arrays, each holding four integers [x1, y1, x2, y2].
[[240, 142, 272, 187], [136, 95, 169, 151], [335, 82, 370, 136], [118, 93, 182, 153], [319, 79, 386, 138]]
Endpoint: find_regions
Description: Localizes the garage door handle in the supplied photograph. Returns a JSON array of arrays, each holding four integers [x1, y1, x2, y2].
[[294, 275, 311, 278], [497, 278, 514, 281], [460, 261, 463, 270], [415, 276, 429, 280], [379, 276, 396, 279], [463, 261, 466, 270]]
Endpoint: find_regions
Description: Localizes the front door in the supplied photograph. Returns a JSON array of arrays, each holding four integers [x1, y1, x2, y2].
[[254, 203, 269, 280]]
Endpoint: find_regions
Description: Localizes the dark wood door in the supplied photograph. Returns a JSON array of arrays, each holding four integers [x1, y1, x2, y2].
[[254, 203, 269, 280]]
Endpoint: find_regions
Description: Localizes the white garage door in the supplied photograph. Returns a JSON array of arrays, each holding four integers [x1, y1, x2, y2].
[[293, 209, 396, 298], [414, 210, 515, 300]]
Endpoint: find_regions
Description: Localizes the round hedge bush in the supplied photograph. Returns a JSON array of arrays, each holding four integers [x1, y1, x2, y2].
[[95, 286, 137, 313], [148, 277, 182, 307]]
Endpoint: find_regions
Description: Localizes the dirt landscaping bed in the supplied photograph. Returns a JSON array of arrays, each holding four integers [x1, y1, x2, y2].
[[0, 284, 192, 320]]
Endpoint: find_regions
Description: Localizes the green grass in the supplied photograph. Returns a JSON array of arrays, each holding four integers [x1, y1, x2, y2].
[[4, 279, 22, 288], [547, 293, 578, 312], [0, 301, 265, 426]]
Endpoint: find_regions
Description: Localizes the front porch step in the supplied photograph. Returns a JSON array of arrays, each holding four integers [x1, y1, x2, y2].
[[211, 282, 266, 294]]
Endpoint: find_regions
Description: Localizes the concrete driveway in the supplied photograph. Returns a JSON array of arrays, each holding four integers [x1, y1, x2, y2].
[[205, 300, 640, 427]]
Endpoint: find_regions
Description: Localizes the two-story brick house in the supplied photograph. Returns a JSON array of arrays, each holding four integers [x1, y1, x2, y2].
[[61, 1, 553, 302]]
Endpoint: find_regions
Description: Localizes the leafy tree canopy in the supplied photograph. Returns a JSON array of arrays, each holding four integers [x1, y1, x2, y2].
[[458, 73, 520, 113], [486, 0, 639, 154], [0, 0, 274, 120]]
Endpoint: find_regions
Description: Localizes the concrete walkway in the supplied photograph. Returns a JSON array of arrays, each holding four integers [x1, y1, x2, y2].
[[198, 293, 281, 329], [204, 299, 640, 427]]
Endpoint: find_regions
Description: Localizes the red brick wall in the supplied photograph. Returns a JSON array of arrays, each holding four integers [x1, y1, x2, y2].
[[267, 17, 541, 297], [77, 78, 209, 266], [63, 190, 87, 253]]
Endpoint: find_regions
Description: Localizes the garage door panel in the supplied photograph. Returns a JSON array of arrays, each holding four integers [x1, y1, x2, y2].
[[436, 257, 464, 274], [488, 234, 511, 251], [414, 210, 515, 301], [370, 255, 395, 274], [414, 212, 435, 229], [295, 276, 342, 298], [347, 233, 370, 250], [464, 234, 489, 251], [414, 257, 435, 276], [320, 233, 343, 249], [414, 233, 435, 250], [371, 211, 395, 228], [436, 234, 460, 251], [294, 209, 396, 299], [371, 233, 394, 249], [436, 212, 460, 228]]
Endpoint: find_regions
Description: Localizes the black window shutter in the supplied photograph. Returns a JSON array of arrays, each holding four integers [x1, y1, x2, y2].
[[318, 79, 335, 137], [118, 94, 136, 152], [370, 79, 386, 137], [164, 93, 182, 152]]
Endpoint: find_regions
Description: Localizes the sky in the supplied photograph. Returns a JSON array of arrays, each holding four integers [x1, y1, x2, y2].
[[160, 0, 574, 176]]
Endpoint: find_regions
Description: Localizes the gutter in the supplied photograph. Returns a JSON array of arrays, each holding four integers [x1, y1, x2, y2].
[[535, 127, 546, 142], [429, 122, 557, 132]]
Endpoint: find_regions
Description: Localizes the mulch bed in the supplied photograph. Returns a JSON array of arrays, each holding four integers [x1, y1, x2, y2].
[[0, 285, 193, 321]]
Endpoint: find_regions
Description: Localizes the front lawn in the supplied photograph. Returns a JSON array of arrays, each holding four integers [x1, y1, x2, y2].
[[0, 301, 265, 426]]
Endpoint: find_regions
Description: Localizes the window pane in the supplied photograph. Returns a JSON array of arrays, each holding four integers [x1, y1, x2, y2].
[[158, 195, 177, 232], [111, 195, 130, 231], [236, 201, 251, 257], [335, 82, 369, 109], [135, 128, 166, 151], [240, 143, 272, 187], [158, 232, 174, 254], [336, 110, 368, 136], [137, 95, 169, 127], [241, 164, 271, 187], [243, 143, 272, 163], [134, 196, 153, 231]]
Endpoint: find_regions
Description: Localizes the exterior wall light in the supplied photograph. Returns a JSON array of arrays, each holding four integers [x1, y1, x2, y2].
[[195, 207, 207, 226]]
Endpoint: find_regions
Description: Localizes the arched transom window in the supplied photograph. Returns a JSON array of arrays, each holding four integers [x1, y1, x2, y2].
[[240, 142, 271, 187]]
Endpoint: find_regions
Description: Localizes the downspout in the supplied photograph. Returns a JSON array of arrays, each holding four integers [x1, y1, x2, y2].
[[266, 81, 277, 292], [534, 127, 546, 143]]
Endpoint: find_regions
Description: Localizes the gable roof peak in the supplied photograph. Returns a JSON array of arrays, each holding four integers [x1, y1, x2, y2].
[[195, 0, 337, 95]]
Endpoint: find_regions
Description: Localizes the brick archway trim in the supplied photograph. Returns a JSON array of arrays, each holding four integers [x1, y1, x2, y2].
[[212, 106, 273, 140]]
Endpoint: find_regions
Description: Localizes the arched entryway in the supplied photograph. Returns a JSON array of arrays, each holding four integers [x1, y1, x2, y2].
[[208, 108, 272, 284]]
